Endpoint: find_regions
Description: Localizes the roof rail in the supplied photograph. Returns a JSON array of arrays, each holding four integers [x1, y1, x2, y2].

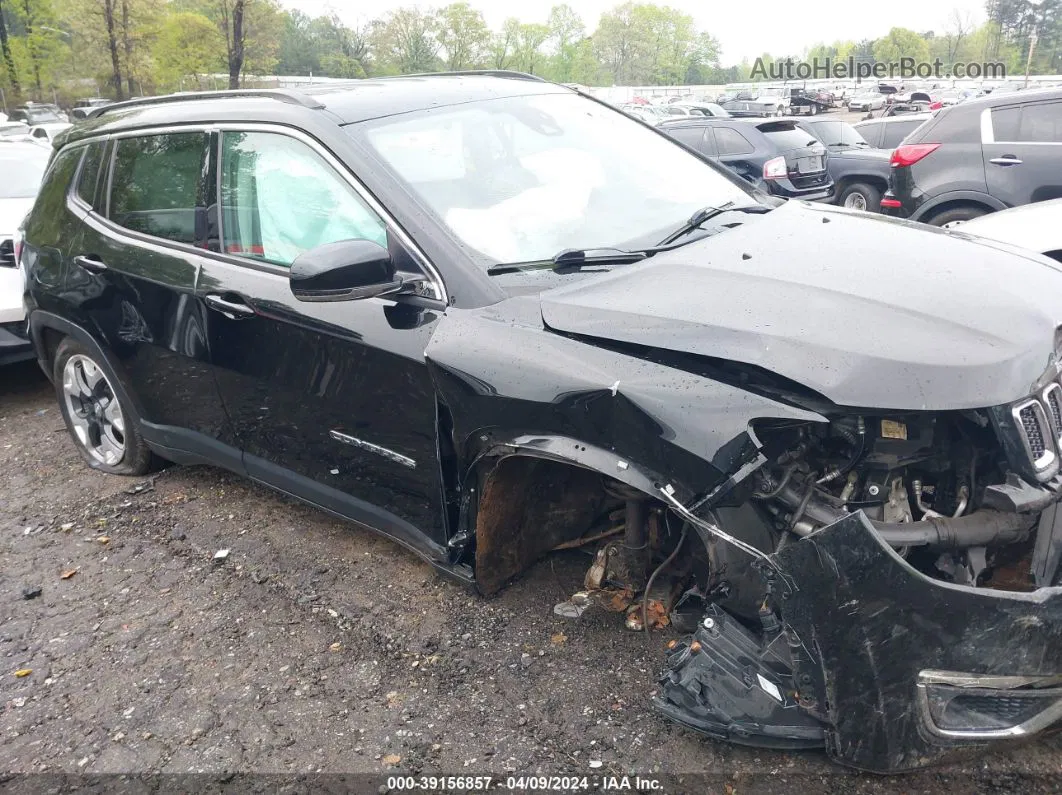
[[88, 88, 325, 119], [403, 69, 547, 82]]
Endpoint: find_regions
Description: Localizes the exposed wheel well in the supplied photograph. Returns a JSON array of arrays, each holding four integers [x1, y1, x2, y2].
[[472, 455, 613, 595]]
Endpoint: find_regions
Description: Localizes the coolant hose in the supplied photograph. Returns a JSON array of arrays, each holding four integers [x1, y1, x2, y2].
[[773, 484, 1035, 548]]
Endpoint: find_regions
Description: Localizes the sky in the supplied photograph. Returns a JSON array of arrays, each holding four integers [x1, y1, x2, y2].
[[282, 0, 989, 64]]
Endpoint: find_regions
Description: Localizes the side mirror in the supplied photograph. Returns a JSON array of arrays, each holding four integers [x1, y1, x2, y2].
[[289, 239, 403, 302]]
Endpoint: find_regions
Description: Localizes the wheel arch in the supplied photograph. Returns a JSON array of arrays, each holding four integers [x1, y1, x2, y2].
[[29, 310, 150, 422], [912, 192, 1005, 223]]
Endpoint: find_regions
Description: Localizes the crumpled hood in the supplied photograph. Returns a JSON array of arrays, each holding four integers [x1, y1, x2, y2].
[[539, 201, 1062, 411]]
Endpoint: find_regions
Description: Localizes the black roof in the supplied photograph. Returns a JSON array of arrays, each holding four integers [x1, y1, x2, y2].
[[65, 73, 571, 145]]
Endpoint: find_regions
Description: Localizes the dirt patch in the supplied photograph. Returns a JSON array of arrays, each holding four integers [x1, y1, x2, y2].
[[1, 361, 1059, 791]]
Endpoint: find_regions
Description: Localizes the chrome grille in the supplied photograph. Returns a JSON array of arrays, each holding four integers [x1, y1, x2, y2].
[[1012, 398, 1056, 474], [1044, 383, 1062, 442]]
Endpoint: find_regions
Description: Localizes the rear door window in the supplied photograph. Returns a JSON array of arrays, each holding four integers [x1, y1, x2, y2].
[[713, 127, 755, 155], [108, 132, 209, 245], [1016, 101, 1062, 142], [667, 126, 708, 152]]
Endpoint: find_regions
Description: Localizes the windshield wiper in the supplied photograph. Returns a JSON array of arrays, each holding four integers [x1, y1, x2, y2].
[[486, 247, 648, 276], [656, 203, 771, 247]]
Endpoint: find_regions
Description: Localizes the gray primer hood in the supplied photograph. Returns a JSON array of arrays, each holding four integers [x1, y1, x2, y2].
[[540, 201, 1062, 411]]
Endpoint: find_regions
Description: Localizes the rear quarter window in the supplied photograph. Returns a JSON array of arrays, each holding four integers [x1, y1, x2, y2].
[[919, 107, 979, 143], [75, 141, 106, 208], [23, 145, 82, 242]]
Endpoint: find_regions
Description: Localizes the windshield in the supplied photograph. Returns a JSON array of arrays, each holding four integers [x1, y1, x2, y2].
[[0, 150, 49, 198], [27, 110, 62, 124], [355, 92, 753, 265], [805, 121, 868, 147]]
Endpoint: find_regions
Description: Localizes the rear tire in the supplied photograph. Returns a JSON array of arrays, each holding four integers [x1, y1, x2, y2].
[[925, 206, 989, 227], [809, 103, 819, 116], [839, 182, 882, 213], [53, 337, 154, 476]]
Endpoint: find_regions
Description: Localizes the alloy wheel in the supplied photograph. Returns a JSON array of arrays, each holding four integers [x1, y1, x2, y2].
[[62, 354, 126, 466]]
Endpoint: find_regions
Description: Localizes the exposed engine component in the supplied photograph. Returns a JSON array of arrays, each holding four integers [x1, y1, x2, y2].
[[750, 411, 1039, 586]]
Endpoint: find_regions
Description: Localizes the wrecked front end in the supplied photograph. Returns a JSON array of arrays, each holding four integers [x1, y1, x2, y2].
[[425, 290, 1062, 774], [654, 403, 1062, 772]]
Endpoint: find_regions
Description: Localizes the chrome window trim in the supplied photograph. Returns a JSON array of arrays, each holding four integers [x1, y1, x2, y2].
[[79, 122, 446, 303], [980, 107, 993, 144]]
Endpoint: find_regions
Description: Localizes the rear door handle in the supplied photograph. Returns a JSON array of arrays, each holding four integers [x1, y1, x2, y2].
[[74, 255, 108, 274], [204, 293, 256, 319], [989, 156, 1023, 166]]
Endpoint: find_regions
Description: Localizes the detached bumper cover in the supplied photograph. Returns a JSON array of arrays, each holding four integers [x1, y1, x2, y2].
[[773, 512, 1062, 772]]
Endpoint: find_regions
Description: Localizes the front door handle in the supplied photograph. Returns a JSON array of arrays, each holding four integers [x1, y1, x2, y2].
[[74, 255, 108, 274], [989, 156, 1023, 166], [204, 293, 255, 319]]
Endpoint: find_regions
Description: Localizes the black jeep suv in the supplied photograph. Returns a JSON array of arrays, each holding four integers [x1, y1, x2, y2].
[[18, 74, 1062, 773]]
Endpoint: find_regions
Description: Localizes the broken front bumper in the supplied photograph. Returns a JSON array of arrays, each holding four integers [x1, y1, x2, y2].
[[656, 511, 1062, 773]]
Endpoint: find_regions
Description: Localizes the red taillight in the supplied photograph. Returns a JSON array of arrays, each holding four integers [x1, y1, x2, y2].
[[880, 198, 903, 209], [929, 101, 943, 110], [763, 156, 787, 180], [890, 143, 940, 167]]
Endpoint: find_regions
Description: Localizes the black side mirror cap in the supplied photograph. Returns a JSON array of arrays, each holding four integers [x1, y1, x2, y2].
[[289, 238, 403, 302]]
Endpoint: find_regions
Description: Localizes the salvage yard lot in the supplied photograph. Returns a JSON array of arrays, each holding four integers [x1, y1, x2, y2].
[[1, 360, 1059, 792]]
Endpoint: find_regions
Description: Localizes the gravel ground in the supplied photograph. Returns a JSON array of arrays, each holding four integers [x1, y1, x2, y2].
[[2, 357, 1061, 793]]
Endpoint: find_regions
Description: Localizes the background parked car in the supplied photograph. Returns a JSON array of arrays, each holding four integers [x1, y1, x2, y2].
[[943, 198, 1062, 263], [0, 141, 51, 365], [721, 86, 790, 117], [847, 91, 887, 112], [660, 116, 833, 201], [853, 113, 933, 148], [7, 103, 68, 125], [0, 122, 35, 142], [661, 101, 730, 118], [70, 98, 113, 120], [881, 87, 1062, 225], [28, 122, 73, 143], [795, 118, 892, 211]]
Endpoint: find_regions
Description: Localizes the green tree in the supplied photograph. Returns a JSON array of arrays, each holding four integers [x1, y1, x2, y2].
[[513, 21, 548, 74], [872, 26, 931, 66], [153, 10, 222, 89], [370, 7, 438, 74], [435, 2, 488, 70], [488, 16, 518, 69], [546, 3, 583, 81], [0, 0, 20, 99]]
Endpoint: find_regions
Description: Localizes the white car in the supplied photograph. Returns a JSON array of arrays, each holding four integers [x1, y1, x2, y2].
[[28, 122, 73, 143], [1, 142, 51, 364], [944, 199, 1062, 264], [847, 92, 887, 112]]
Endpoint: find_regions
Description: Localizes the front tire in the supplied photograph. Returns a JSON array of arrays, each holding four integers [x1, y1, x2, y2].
[[925, 206, 988, 227], [53, 338, 154, 475], [839, 182, 882, 213]]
